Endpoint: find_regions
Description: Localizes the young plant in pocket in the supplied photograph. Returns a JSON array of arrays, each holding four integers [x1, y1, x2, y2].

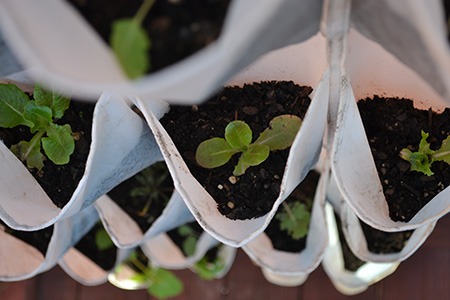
[[0, 83, 75, 171], [120, 249, 183, 299], [195, 115, 302, 177], [95, 226, 115, 252], [275, 200, 312, 241], [192, 245, 225, 280], [129, 162, 173, 221], [110, 0, 155, 78], [176, 224, 201, 257], [400, 130, 450, 176]]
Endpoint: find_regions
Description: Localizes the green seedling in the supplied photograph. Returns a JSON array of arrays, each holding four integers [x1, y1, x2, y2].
[[177, 224, 200, 257], [95, 226, 115, 251], [193, 246, 225, 280], [196, 115, 302, 176], [400, 130, 450, 176], [0, 83, 74, 171], [110, 0, 155, 78], [276, 201, 311, 240], [120, 250, 183, 299], [130, 162, 173, 219]]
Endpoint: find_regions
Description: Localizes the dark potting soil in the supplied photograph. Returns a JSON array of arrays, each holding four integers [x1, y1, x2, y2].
[[107, 161, 174, 232], [357, 96, 450, 222], [334, 214, 365, 272], [160, 81, 313, 220], [264, 170, 319, 253], [0, 221, 53, 255], [0, 99, 94, 209], [66, 0, 230, 73], [74, 222, 117, 271], [360, 221, 413, 254], [167, 221, 203, 257]]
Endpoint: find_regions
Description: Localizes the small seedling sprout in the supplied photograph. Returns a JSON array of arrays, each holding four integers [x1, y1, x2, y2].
[[177, 224, 199, 257], [193, 246, 225, 280], [95, 226, 115, 251], [195, 115, 302, 176], [110, 0, 155, 78], [400, 130, 450, 176], [129, 162, 173, 219], [0, 84, 75, 171], [120, 250, 183, 299], [276, 201, 311, 240]]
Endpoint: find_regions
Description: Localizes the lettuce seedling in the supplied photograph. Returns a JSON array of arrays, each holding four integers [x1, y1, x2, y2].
[[120, 250, 183, 299], [0, 84, 74, 171], [193, 246, 225, 280], [95, 226, 115, 251], [400, 130, 450, 176], [195, 115, 302, 176], [276, 201, 311, 240], [110, 0, 155, 78], [177, 224, 199, 257]]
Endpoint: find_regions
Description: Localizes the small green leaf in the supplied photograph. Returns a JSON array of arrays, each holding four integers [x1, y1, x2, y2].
[[418, 131, 434, 155], [33, 85, 52, 107], [433, 136, 450, 164], [34, 85, 71, 119], [182, 236, 197, 257], [177, 225, 194, 237], [400, 148, 434, 176], [148, 268, 184, 299], [42, 123, 75, 165], [194, 255, 225, 280], [400, 131, 435, 176], [110, 19, 150, 79], [24, 101, 53, 133], [233, 143, 269, 176], [0, 84, 34, 128], [196, 137, 239, 169], [11, 139, 45, 170], [255, 115, 302, 150], [277, 202, 310, 240], [225, 120, 252, 150], [95, 227, 115, 251], [129, 272, 150, 285]]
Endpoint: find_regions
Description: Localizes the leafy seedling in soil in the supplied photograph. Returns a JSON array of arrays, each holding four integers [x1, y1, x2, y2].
[[192, 246, 225, 280], [95, 226, 115, 252], [110, 0, 155, 78], [196, 115, 301, 176], [0, 84, 74, 171], [129, 162, 173, 221], [275, 201, 311, 240], [176, 224, 200, 257], [400, 130, 450, 176], [119, 249, 183, 299]]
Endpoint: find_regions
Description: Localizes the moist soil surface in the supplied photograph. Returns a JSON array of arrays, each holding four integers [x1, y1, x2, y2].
[[360, 221, 413, 254], [67, 0, 230, 73], [74, 222, 117, 271], [160, 81, 313, 220], [0, 98, 94, 209], [1, 221, 53, 255], [358, 96, 450, 222], [334, 214, 365, 272], [264, 170, 319, 253], [107, 161, 174, 232], [167, 221, 203, 257]]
